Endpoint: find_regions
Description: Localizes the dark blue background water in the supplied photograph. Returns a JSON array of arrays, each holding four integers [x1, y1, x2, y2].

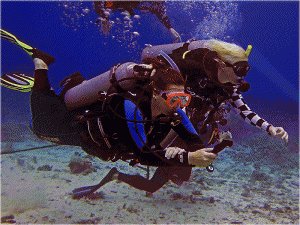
[[1, 1, 299, 138]]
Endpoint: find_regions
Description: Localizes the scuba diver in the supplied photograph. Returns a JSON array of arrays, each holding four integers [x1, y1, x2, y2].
[[68, 39, 291, 197], [93, 1, 182, 43], [2, 29, 233, 198], [141, 39, 289, 146]]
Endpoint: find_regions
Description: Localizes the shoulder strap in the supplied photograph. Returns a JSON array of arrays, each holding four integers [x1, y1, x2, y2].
[[169, 42, 190, 61]]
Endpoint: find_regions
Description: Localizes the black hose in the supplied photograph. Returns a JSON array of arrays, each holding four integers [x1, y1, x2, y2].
[[1, 144, 58, 155]]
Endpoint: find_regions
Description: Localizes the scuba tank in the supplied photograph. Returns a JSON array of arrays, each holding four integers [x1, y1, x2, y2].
[[64, 46, 187, 111], [64, 62, 138, 110], [141, 40, 212, 61]]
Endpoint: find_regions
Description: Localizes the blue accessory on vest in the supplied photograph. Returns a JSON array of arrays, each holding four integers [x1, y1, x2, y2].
[[124, 100, 147, 148], [176, 108, 198, 135]]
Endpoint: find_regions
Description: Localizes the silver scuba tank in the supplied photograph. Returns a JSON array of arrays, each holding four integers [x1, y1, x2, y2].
[[141, 40, 212, 61], [64, 62, 137, 110]]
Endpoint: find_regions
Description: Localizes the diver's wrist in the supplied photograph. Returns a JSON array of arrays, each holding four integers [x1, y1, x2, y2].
[[187, 152, 195, 165]]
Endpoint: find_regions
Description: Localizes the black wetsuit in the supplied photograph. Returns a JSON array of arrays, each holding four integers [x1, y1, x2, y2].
[[94, 1, 173, 30], [30, 69, 96, 153]]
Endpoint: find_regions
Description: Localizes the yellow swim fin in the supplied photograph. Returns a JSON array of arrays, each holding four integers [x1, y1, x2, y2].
[[1, 73, 34, 92], [1, 29, 33, 56]]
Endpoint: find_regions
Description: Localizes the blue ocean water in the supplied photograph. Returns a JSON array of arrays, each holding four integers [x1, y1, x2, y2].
[[1, 1, 299, 224], [1, 1, 298, 127]]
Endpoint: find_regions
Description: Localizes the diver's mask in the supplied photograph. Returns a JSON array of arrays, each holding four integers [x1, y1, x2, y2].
[[161, 91, 191, 108], [151, 88, 191, 118], [224, 61, 250, 78], [223, 60, 251, 92]]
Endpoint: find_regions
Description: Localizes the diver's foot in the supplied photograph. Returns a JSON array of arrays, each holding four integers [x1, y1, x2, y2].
[[32, 48, 55, 67], [71, 167, 119, 199]]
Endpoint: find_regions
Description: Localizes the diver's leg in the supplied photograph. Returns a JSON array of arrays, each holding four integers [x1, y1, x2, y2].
[[30, 51, 82, 145], [30, 51, 59, 132], [31, 48, 55, 94], [32, 69, 52, 95], [30, 69, 77, 140], [118, 166, 171, 193]]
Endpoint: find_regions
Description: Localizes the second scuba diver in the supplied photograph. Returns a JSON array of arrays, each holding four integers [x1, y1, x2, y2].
[[75, 39, 289, 196], [140, 39, 289, 148]]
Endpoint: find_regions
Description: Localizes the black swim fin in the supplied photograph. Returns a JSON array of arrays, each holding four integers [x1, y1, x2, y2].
[[72, 167, 119, 199]]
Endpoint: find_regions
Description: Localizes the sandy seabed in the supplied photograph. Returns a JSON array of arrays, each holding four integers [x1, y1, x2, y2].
[[1, 137, 299, 225]]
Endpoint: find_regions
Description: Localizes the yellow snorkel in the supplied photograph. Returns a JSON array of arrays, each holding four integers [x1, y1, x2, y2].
[[245, 45, 252, 57]]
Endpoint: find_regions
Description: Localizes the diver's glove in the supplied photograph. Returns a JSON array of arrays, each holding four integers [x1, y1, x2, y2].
[[132, 64, 153, 72], [169, 28, 182, 43], [268, 126, 288, 143], [188, 148, 217, 167], [165, 147, 186, 161], [127, 63, 154, 76]]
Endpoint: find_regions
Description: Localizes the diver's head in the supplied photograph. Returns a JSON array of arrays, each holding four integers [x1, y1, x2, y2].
[[150, 68, 191, 118], [206, 39, 250, 65], [184, 39, 251, 90], [207, 39, 251, 88], [152, 85, 191, 118], [216, 58, 250, 86]]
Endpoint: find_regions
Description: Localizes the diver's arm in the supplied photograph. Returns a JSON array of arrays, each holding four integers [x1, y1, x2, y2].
[[229, 88, 272, 132], [163, 108, 217, 167], [229, 89, 289, 142], [149, 121, 217, 167], [146, 1, 172, 30], [164, 146, 216, 167]]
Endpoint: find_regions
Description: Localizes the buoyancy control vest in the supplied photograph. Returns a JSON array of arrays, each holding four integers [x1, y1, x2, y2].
[[71, 61, 203, 167], [78, 90, 202, 167]]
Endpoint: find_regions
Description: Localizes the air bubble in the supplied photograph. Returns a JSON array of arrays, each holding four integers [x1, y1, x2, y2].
[[82, 8, 90, 14], [104, 11, 110, 16], [124, 16, 131, 20]]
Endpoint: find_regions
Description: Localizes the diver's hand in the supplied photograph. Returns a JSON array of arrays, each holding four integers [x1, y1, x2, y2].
[[132, 64, 153, 72], [127, 63, 153, 76], [268, 126, 288, 143], [165, 147, 186, 159], [188, 148, 217, 167], [169, 28, 182, 43]]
